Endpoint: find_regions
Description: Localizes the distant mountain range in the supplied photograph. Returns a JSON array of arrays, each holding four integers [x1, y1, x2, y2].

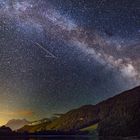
[[18, 86, 140, 136], [5, 119, 29, 130]]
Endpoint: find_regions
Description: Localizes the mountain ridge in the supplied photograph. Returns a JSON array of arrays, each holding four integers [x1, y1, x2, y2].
[[19, 86, 140, 136], [5, 119, 30, 131]]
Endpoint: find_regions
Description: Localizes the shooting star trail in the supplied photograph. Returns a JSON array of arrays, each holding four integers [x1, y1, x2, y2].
[[35, 42, 57, 59]]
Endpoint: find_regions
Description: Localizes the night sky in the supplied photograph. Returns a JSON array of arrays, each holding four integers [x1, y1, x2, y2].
[[0, 0, 140, 125]]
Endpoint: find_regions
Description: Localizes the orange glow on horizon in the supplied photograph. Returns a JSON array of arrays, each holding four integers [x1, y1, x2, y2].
[[0, 110, 34, 126], [0, 118, 8, 126], [0, 110, 33, 116]]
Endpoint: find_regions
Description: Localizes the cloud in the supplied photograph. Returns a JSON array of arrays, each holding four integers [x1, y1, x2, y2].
[[0, 110, 33, 116]]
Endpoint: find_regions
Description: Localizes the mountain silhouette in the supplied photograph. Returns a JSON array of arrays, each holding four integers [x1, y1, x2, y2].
[[5, 119, 29, 130], [0, 126, 13, 136], [19, 86, 140, 136]]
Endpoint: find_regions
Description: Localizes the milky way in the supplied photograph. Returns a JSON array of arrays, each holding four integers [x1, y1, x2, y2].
[[0, 0, 139, 124]]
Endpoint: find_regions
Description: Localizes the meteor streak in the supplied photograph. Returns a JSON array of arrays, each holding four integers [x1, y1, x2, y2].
[[35, 42, 57, 59]]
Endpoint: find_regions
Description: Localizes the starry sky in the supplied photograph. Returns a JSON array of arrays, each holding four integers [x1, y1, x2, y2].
[[0, 0, 140, 125]]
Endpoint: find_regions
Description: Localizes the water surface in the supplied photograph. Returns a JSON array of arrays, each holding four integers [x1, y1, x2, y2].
[[0, 135, 134, 140]]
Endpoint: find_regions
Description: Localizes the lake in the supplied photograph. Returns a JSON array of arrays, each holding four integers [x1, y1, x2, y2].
[[0, 135, 132, 140]]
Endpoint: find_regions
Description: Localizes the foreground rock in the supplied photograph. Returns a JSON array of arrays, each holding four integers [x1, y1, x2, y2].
[[0, 126, 13, 135]]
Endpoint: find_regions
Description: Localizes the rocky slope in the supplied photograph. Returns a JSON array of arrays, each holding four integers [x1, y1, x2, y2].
[[98, 86, 140, 136]]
